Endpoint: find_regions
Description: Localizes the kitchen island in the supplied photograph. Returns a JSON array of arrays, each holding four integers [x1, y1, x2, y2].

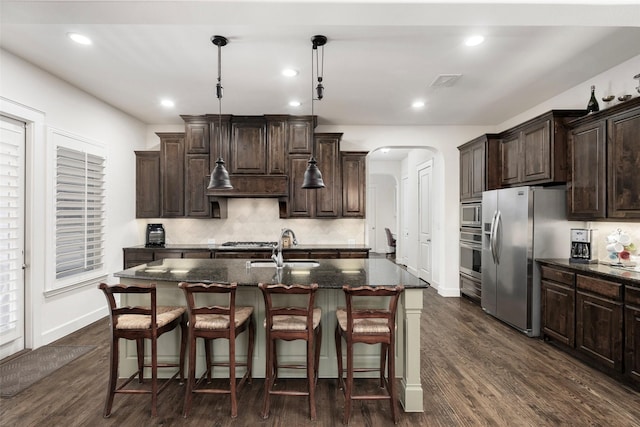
[[113, 257, 428, 412]]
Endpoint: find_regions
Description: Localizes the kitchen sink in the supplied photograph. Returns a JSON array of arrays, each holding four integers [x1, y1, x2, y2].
[[248, 260, 320, 268]]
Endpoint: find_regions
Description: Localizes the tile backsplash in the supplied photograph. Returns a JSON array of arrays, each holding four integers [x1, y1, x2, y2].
[[137, 198, 366, 246]]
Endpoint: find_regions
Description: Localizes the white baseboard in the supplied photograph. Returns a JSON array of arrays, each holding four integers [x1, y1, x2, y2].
[[41, 307, 107, 347]]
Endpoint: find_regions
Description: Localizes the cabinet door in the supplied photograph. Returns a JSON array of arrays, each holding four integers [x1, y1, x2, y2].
[[567, 120, 607, 219], [266, 117, 287, 174], [341, 152, 367, 218], [154, 250, 183, 260], [230, 119, 267, 174], [185, 119, 209, 154], [626, 303, 640, 385], [123, 248, 154, 269], [288, 154, 314, 217], [521, 119, 551, 182], [159, 133, 185, 217], [182, 250, 212, 259], [135, 151, 160, 218], [607, 106, 640, 219], [499, 133, 521, 186], [209, 115, 231, 172], [460, 273, 481, 303], [470, 142, 486, 199], [459, 147, 472, 201], [541, 280, 575, 347], [576, 290, 623, 372], [185, 154, 210, 217], [315, 134, 340, 217], [288, 117, 313, 153]]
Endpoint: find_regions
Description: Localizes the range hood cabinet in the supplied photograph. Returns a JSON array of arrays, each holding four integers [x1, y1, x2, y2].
[[206, 174, 288, 198]]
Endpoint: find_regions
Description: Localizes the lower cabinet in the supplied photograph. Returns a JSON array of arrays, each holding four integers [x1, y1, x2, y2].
[[540, 265, 575, 346], [625, 285, 640, 385]]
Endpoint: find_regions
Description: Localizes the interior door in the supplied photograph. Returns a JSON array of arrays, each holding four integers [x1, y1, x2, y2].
[[0, 115, 26, 359], [401, 175, 409, 265], [366, 185, 377, 252], [418, 161, 432, 283]]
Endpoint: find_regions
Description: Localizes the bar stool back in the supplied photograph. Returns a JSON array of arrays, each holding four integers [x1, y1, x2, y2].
[[335, 284, 404, 424], [178, 282, 255, 418], [98, 282, 187, 418], [258, 283, 322, 420]]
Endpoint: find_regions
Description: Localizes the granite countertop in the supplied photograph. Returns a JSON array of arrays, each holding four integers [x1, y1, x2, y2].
[[125, 244, 370, 251], [537, 259, 640, 285], [114, 258, 428, 289]]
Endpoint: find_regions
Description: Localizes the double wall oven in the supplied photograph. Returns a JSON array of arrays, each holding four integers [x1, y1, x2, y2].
[[460, 202, 482, 302]]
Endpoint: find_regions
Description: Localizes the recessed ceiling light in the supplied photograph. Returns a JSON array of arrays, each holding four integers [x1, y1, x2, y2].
[[289, 100, 301, 107], [67, 32, 92, 45], [412, 101, 425, 108], [380, 148, 390, 153], [465, 35, 485, 47], [282, 68, 298, 77], [160, 99, 175, 108]]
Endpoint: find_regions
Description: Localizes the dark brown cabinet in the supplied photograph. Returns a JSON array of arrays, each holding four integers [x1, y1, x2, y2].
[[576, 274, 624, 373], [341, 151, 367, 218], [541, 265, 576, 347], [458, 134, 498, 201], [497, 111, 582, 188], [566, 97, 640, 220], [315, 133, 341, 217], [209, 114, 232, 172], [159, 132, 185, 217], [185, 154, 211, 217], [182, 116, 209, 154], [607, 105, 640, 219], [286, 154, 315, 217], [287, 116, 314, 153], [266, 115, 287, 175], [135, 151, 160, 218], [122, 248, 154, 268], [625, 284, 640, 385], [567, 120, 607, 219], [230, 117, 267, 174]]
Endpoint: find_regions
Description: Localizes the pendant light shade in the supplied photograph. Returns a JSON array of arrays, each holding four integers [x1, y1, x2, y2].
[[208, 157, 232, 189], [302, 35, 328, 190], [302, 157, 325, 188], [207, 35, 233, 190]]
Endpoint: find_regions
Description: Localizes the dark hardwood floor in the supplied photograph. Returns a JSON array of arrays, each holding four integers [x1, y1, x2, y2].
[[2, 287, 639, 426]]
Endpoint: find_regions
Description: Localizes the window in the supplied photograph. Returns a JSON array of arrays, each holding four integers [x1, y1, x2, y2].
[[50, 129, 106, 288]]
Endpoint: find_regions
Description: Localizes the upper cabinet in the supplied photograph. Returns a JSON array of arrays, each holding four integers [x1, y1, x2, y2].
[[567, 97, 640, 220], [287, 116, 314, 153], [135, 151, 160, 218], [230, 117, 267, 174], [315, 133, 341, 217], [182, 116, 209, 154], [497, 110, 583, 188], [159, 132, 185, 217], [341, 151, 367, 218], [458, 134, 499, 201]]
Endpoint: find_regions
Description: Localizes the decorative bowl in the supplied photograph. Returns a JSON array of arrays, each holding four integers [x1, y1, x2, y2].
[[618, 94, 633, 102], [602, 95, 615, 102]]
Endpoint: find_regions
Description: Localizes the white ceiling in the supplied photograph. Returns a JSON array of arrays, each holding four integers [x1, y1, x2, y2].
[[2, 1, 640, 127]]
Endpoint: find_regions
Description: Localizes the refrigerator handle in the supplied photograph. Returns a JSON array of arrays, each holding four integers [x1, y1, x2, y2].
[[494, 210, 502, 264], [489, 210, 498, 264]]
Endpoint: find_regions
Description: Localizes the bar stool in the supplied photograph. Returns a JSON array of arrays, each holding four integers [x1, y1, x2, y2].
[[98, 283, 187, 418], [334, 285, 404, 424], [178, 282, 255, 418], [258, 283, 322, 420]]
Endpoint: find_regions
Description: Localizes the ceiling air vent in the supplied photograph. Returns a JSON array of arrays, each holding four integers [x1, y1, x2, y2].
[[430, 74, 462, 88]]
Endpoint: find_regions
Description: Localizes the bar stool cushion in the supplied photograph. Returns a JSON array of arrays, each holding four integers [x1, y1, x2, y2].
[[194, 306, 254, 330], [265, 308, 322, 331], [336, 308, 390, 334], [116, 306, 186, 330]]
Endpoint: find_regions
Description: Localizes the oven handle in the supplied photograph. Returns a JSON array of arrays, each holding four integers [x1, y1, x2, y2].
[[460, 241, 482, 250]]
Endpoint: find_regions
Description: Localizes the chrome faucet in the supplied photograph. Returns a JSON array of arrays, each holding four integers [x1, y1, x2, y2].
[[272, 228, 298, 268]]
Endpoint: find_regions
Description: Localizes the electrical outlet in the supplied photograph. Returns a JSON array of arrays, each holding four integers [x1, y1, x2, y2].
[[348, 239, 356, 247], [207, 238, 216, 248]]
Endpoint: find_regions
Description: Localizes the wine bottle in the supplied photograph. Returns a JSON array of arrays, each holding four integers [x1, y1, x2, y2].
[[586, 85, 599, 113]]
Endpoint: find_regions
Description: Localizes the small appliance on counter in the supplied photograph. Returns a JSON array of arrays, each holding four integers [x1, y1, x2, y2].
[[570, 228, 597, 263], [145, 223, 165, 247]]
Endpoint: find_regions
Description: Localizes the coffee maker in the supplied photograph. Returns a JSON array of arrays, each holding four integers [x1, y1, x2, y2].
[[570, 228, 597, 263], [145, 223, 165, 247]]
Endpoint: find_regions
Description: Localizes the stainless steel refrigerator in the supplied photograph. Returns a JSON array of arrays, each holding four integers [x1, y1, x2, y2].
[[481, 186, 576, 337]]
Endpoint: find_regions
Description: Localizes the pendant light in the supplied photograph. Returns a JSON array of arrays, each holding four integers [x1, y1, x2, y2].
[[302, 35, 327, 189], [207, 35, 233, 190]]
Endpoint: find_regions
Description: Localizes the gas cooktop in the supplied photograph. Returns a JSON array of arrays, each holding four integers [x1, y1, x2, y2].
[[221, 241, 277, 248]]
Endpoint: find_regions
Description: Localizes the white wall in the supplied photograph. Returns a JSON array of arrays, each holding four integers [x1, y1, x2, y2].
[[0, 50, 147, 347]]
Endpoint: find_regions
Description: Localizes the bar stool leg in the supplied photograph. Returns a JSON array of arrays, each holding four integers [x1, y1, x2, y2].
[[182, 331, 197, 417], [380, 343, 388, 388], [388, 340, 399, 423], [247, 315, 255, 382], [151, 337, 158, 417], [307, 338, 316, 420], [335, 326, 343, 390], [229, 335, 237, 418], [136, 339, 144, 383], [204, 339, 213, 383], [344, 342, 354, 425], [179, 317, 187, 384], [314, 324, 322, 386], [104, 336, 119, 417]]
